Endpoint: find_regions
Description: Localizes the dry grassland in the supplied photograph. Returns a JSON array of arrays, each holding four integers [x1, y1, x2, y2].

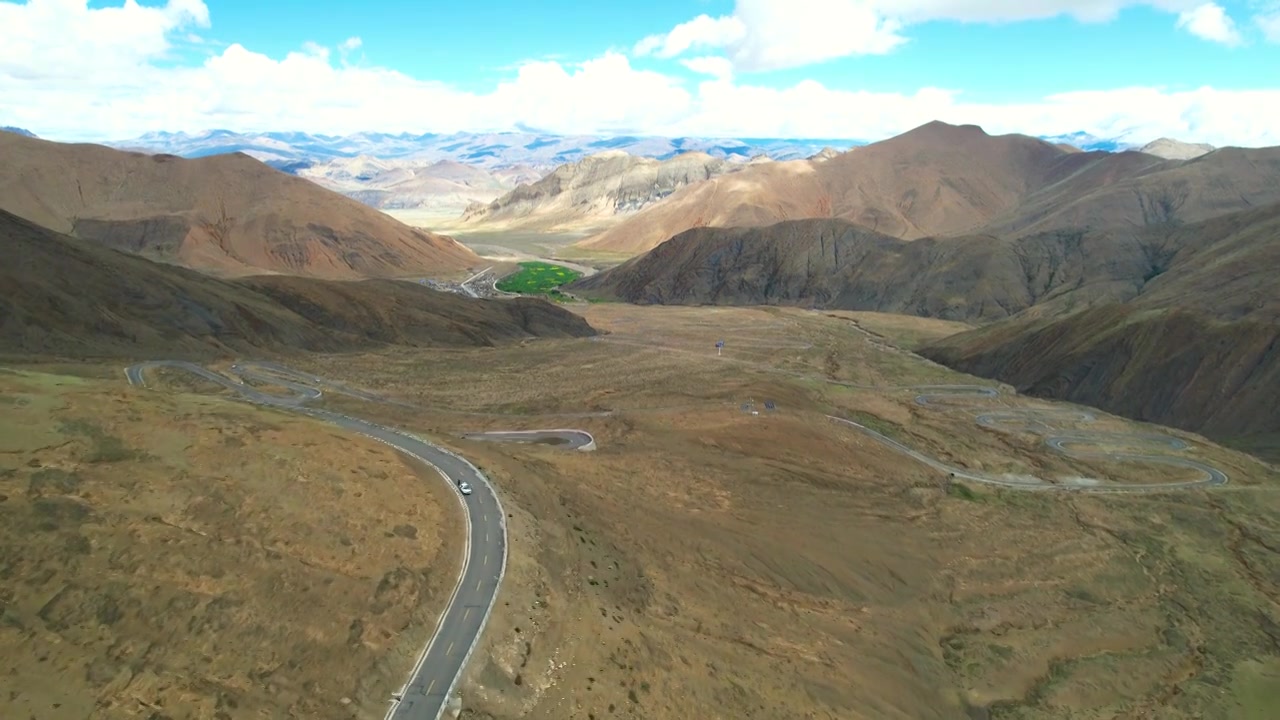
[[274, 304, 1280, 720], [0, 368, 461, 719]]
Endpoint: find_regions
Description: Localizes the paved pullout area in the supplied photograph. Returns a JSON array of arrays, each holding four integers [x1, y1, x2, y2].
[[124, 360, 590, 720]]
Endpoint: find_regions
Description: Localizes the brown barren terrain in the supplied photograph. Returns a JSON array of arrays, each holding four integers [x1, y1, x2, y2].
[[0, 131, 480, 279], [0, 368, 461, 719], [266, 304, 1279, 720]]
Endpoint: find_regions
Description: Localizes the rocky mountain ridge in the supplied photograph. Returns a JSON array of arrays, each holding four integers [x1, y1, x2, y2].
[[458, 150, 743, 231]]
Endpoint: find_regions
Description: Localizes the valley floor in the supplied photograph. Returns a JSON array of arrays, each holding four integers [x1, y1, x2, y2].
[[2, 304, 1278, 719]]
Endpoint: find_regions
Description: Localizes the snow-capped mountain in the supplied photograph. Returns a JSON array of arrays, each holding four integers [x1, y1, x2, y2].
[[106, 129, 863, 172]]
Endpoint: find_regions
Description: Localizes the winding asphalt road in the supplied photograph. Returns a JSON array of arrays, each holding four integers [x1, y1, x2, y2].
[[124, 360, 587, 719]]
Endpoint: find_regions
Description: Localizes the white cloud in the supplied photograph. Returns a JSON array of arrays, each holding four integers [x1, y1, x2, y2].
[[340, 36, 362, 52], [637, 0, 1239, 72], [1, 0, 1278, 148], [1175, 3, 1242, 44], [634, 14, 747, 58], [680, 56, 735, 81], [1257, 10, 1280, 41], [0, 0, 209, 80], [300, 41, 329, 59]]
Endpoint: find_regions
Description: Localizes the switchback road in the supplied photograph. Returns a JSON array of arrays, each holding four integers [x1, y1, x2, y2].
[[594, 312, 1232, 492], [830, 385, 1228, 492]]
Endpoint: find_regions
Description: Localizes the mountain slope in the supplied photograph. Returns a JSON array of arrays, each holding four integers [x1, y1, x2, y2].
[[0, 210, 594, 359], [981, 145, 1280, 239], [0, 132, 480, 280], [571, 122, 1280, 258], [921, 202, 1280, 451], [572, 121, 1131, 256], [568, 215, 1207, 323], [459, 150, 736, 232]]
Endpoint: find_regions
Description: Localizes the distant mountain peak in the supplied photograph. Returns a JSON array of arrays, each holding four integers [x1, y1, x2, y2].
[[1, 126, 36, 138], [897, 120, 991, 144], [1138, 137, 1215, 160], [808, 147, 841, 162]]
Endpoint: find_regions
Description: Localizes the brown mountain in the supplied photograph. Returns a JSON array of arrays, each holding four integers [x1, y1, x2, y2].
[[981, 145, 1280, 239], [571, 121, 1101, 255], [0, 209, 595, 359], [921, 202, 1280, 454], [0, 132, 481, 280], [570, 121, 1280, 258], [568, 216, 1208, 323], [458, 150, 735, 232]]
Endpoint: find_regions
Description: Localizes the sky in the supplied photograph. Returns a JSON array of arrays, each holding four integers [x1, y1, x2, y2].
[[2, 0, 1280, 145]]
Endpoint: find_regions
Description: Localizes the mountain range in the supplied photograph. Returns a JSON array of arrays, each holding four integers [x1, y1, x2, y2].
[[567, 122, 1260, 256], [89, 128, 1216, 215], [568, 120, 1280, 452], [104, 128, 1213, 172], [105, 129, 856, 172]]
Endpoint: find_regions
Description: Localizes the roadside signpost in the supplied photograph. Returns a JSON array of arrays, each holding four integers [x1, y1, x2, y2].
[[716, 339, 724, 356]]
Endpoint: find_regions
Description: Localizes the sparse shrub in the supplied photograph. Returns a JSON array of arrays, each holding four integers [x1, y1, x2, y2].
[[392, 524, 418, 539], [86, 435, 136, 463], [1064, 586, 1100, 604], [28, 468, 82, 496]]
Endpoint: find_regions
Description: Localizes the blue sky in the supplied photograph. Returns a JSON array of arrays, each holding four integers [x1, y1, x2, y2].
[[173, 0, 1280, 99], [7, 1, 1280, 144]]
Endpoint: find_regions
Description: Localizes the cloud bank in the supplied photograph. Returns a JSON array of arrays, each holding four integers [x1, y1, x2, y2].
[[1, 0, 1277, 146]]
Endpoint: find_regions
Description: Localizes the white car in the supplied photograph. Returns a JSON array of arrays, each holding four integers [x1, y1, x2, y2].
[[458, 481, 473, 495]]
